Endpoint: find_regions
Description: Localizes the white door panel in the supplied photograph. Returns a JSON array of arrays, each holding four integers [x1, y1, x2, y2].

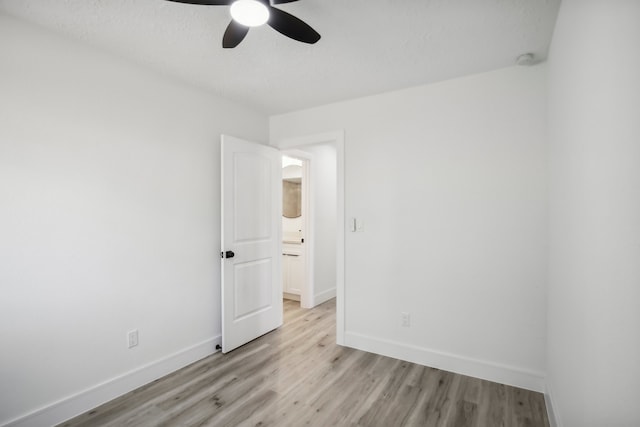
[[221, 135, 282, 353]]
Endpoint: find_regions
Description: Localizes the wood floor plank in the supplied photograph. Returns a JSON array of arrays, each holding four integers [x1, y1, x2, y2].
[[355, 360, 419, 426], [58, 298, 550, 427], [449, 376, 480, 427], [409, 368, 461, 427]]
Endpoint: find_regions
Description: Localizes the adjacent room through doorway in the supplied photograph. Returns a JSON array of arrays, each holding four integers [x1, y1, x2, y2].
[[280, 141, 339, 327]]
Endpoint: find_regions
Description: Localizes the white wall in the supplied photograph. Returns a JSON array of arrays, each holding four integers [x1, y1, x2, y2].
[[546, 1, 640, 426], [299, 144, 337, 304], [0, 14, 267, 426], [271, 65, 548, 390]]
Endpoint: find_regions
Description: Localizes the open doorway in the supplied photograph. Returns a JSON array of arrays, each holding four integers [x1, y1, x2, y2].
[[220, 131, 344, 353], [281, 155, 307, 306], [277, 131, 344, 345]]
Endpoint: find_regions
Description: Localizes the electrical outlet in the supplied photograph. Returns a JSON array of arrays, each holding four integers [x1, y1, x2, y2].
[[127, 329, 139, 349], [401, 312, 411, 327]]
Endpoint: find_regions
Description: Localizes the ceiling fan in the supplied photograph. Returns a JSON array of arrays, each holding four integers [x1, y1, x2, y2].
[[165, 0, 321, 48]]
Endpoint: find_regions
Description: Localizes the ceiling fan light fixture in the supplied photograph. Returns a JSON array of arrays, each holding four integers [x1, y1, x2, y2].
[[230, 0, 270, 27]]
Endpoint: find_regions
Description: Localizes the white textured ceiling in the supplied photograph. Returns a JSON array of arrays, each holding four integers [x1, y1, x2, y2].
[[0, 0, 560, 114]]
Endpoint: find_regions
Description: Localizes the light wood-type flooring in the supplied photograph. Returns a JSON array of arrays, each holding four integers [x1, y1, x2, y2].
[[59, 299, 549, 427]]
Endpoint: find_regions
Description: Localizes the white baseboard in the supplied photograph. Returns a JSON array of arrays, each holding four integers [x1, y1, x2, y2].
[[545, 382, 562, 427], [313, 287, 336, 306], [2, 336, 221, 427], [344, 331, 545, 393], [283, 292, 301, 302]]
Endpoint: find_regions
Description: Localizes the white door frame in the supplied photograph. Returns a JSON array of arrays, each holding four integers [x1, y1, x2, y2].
[[273, 131, 345, 345]]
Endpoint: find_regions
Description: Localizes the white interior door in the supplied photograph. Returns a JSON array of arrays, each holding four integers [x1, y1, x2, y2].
[[221, 135, 282, 353]]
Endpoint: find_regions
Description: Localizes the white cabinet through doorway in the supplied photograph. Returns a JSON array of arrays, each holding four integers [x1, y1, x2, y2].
[[283, 243, 303, 297]]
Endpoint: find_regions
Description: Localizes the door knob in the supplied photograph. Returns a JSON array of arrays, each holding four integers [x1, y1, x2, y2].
[[221, 250, 235, 259]]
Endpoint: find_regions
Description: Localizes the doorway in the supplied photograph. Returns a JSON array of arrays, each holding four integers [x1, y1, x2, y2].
[[276, 131, 345, 344], [281, 155, 307, 306], [220, 131, 345, 353]]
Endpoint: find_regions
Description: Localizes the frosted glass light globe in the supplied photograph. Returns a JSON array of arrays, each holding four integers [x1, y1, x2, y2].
[[230, 0, 270, 27]]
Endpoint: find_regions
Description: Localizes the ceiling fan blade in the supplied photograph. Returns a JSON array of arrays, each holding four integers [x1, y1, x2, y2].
[[165, 0, 232, 5], [267, 6, 320, 44], [271, 0, 300, 4], [223, 20, 250, 48]]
